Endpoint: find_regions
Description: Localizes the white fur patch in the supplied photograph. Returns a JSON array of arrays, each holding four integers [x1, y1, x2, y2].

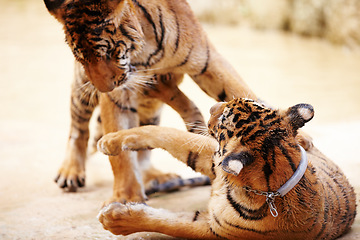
[[297, 107, 313, 121], [228, 160, 243, 175]]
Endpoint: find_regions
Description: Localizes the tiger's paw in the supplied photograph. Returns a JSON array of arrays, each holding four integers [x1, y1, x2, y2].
[[102, 192, 147, 208], [54, 161, 85, 192], [97, 132, 123, 156], [296, 130, 313, 151], [98, 132, 152, 156], [98, 202, 149, 235]]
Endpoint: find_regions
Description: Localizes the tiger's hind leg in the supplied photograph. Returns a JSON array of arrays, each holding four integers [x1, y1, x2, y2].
[[55, 62, 99, 191], [98, 202, 215, 239], [137, 150, 181, 194]]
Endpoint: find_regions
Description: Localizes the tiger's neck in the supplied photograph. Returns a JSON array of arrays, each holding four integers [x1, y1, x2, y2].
[[225, 145, 304, 205]]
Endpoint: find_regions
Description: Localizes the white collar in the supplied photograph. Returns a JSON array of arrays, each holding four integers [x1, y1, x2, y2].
[[243, 145, 308, 217], [277, 145, 308, 197]]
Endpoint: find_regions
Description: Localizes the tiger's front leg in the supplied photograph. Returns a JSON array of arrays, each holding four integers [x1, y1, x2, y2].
[[100, 92, 146, 204], [98, 126, 218, 179], [55, 63, 99, 191], [98, 202, 215, 239]]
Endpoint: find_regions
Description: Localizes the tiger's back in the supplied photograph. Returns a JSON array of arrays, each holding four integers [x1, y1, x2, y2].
[[307, 147, 356, 239]]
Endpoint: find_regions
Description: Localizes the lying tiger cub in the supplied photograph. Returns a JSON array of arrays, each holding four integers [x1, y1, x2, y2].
[[97, 98, 356, 240]]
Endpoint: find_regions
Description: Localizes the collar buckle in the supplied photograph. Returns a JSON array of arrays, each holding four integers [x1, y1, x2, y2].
[[266, 192, 279, 217], [242, 145, 308, 218]]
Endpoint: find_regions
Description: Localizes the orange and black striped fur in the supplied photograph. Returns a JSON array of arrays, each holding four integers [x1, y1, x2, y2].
[[97, 98, 356, 239], [44, 0, 258, 202]]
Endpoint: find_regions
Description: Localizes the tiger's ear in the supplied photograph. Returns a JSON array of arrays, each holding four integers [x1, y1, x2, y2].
[[43, 0, 66, 23], [285, 104, 314, 132], [221, 152, 254, 176]]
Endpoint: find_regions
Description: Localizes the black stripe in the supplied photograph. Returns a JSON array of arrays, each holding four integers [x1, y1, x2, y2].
[[71, 110, 91, 123], [193, 211, 200, 221], [242, 124, 255, 137], [263, 111, 277, 121], [209, 227, 225, 239], [119, 25, 134, 42], [71, 96, 95, 114], [298, 175, 317, 196], [213, 213, 222, 227], [248, 111, 261, 122], [236, 106, 248, 113], [198, 41, 210, 75], [82, 8, 102, 17], [262, 161, 273, 189], [332, 177, 354, 231], [211, 162, 216, 177], [219, 132, 226, 142], [71, 124, 89, 136], [278, 144, 297, 173], [248, 129, 266, 141], [187, 151, 198, 171], [144, 7, 165, 66], [227, 130, 234, 139], [224, 220, 277, 235], [267, 118, 281, 127], [218, 89, 227, 101], [226, 187, 268, 220], [314, 193, 329, 239], [132, 0, 158, 42], [172, 10, 180, 55], [92, 44, 108, 50], [307, 210, 320, 233], [104, 26, 116, 35], [326, 182, 342, 232], [176, 45, 193, 67], [71, 100, 93, 121], [107, 94, 138, 113], [83, 18, 104, 26], [235, 119, 250, 129], [232, 113, 240, 123], [157, 7, 165, 46]]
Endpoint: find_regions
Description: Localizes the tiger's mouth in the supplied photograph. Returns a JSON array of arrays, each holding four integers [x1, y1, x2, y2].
[[113, 65, 135, 88], [85, 62, 136, 92], [114, 74, 127, 88]]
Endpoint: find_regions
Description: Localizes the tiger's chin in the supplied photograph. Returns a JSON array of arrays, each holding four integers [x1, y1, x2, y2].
[[87, 74, 130, 92], [84, 63, 133, 92]]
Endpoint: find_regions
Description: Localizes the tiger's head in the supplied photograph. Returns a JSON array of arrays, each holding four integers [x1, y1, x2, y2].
[[208, 98, 314, 181], [44, 0, 144, 92]]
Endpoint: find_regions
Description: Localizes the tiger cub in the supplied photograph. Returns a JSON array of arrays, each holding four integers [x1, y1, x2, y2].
[[97, 98, 356, 239], [44, 0, 257, 203]]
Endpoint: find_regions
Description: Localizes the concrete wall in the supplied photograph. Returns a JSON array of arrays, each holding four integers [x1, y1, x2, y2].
[[188, 0, 360, 48]]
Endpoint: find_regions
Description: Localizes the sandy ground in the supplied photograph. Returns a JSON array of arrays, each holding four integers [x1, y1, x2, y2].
[[0, 1, 359, 239]]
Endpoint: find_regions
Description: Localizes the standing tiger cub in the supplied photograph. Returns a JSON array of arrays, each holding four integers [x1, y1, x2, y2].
[[44, 0, 258, 203], [97, 98, 356, 240]]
